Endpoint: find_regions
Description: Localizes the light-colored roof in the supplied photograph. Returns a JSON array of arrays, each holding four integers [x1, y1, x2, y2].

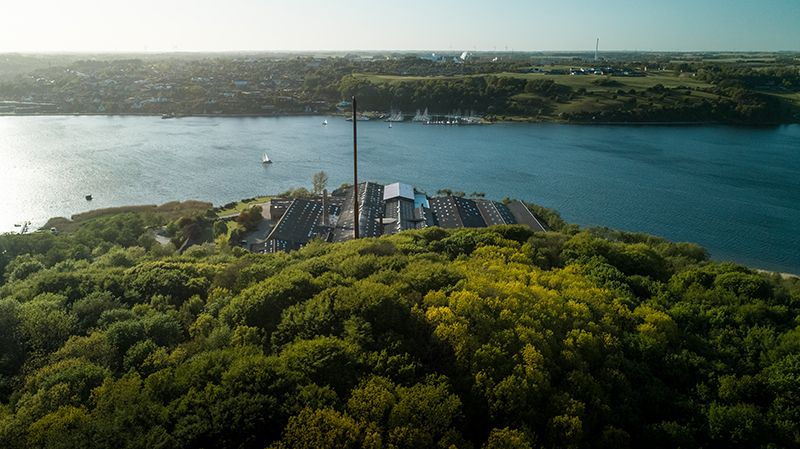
[[383, 182, 414, 201]]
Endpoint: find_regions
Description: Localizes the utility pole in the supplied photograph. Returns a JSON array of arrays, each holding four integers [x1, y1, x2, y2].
[[352, 96, 359, 239]]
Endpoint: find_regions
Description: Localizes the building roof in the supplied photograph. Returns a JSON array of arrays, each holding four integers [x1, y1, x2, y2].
[[332, 182, 386, 242], [383, 197, 418, 235], [428, 197, 547, 232], [263, 187, 547, 252], [429, 197, 461, 228], [475, 200, 518, 226], [506, 200, 548, 232], [265, 198, 323, 246], [429, 196, 487, 228], [383, 182, 415, 201]]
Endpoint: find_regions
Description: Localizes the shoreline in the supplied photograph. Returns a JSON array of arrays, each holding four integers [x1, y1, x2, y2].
[[6, 198, 798, 279], [0, 112, 795, 127], [756, 269, 800, 281]]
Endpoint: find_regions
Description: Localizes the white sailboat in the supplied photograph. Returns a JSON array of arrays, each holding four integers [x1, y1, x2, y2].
[[322, 119, 328, 126], [412, 108, 431, 122], [386, 110, 403, 122], [262, 152, 272, 164]]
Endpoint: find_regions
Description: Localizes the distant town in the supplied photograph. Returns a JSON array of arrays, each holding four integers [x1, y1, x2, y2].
[[1, 51, 798, 124]]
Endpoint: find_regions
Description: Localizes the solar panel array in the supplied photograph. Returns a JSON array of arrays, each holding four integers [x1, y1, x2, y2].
[[360, 182, 385, 237], [453, 197, 486, 228], [265, 199, 323, 252], [475, 200, 518, 226], [429, 197, 462, 228], [332, 182, 386, 242]]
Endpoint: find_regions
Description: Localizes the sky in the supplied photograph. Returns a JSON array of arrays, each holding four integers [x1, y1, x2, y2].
[[1, 0, 798, 53]]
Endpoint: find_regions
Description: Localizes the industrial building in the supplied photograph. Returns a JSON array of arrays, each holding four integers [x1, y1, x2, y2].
[[261, 181, 547, 253]]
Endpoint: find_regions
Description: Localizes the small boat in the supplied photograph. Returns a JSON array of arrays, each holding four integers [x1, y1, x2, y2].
[[388, 123, 393, 128], [261, 152, 272, 164], [85, 194, 93, 201], [161, 113, 175, 119], [322, 119, 328, 126]]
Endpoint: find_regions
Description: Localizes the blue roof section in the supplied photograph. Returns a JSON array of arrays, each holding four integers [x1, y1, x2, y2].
[[414, 192, 430, 209]]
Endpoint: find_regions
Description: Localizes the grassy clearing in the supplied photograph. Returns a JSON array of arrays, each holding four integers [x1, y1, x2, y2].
[[216, 195, 272, 217], [762, 91, 800, 106], [44, 201, 212, 233], [224, 221, 242, 239], [356, 70, 714, 91]]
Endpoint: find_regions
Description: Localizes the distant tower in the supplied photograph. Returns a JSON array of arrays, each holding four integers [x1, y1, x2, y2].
[[595, 38, 599, 61]]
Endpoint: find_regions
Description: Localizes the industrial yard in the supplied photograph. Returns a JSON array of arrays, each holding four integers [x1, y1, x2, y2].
[[227, 182, 548, 253]]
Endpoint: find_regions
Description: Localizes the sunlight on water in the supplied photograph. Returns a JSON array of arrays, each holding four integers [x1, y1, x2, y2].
[[1, 115, 799, 272]]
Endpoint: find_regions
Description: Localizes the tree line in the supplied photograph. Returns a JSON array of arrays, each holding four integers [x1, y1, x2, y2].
[[0, 205, 798, 448]]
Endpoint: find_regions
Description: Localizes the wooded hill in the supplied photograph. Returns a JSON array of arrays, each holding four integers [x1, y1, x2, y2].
[[0, 206, 798, 448]]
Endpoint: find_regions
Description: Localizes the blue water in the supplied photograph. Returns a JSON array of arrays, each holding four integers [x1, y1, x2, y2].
[[1, 115, 798, 273]]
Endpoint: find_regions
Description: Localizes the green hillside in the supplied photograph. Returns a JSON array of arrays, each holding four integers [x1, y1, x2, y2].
[[0, 206, 798, 448], [344, 69, 800, 124]]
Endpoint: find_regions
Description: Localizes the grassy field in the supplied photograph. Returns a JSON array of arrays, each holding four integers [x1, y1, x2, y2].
[[357, 70, 714, 90], [44, 200, 212, 233], [215, 195, 272, 217]]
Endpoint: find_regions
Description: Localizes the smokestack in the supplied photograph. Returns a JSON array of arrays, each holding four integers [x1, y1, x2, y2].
[[352, 96, 359, 239]]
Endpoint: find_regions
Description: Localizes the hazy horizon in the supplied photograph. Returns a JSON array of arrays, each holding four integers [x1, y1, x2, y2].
[[2, 0, 799, 53], [3, 49, 799, 56]]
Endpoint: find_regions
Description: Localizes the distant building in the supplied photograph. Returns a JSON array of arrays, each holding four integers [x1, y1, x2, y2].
[[422, 53, 447, 62]]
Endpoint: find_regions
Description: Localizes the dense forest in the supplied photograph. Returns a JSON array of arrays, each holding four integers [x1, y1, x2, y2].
[[0, 206, 799, 448]]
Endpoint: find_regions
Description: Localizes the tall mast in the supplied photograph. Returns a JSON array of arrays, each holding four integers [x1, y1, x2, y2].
[[352, 96, 359, 239], [595, 38, 599, 61]]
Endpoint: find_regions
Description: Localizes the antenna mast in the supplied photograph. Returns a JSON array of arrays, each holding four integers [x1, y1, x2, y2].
[[352, 96, 359, 240], [595, 38, 599, 61]]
